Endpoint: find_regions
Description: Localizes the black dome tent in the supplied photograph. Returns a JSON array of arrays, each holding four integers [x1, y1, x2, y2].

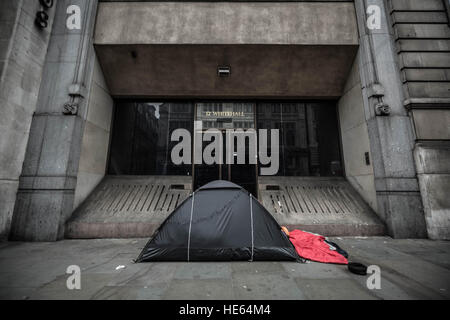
[[136, 180, 299, 262]]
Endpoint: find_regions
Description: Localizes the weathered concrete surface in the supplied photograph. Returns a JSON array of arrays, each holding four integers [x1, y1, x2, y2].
[[258, 177, 385, 237], [67, 176, 384, 239], [67, 176, 192, 239], [412, 109, 450, 141], [389, 0, 450, 101], [389, 0, 450, 240], [9, 0, 100, 241], [95, 44, 358, 98], [338, 52, 378, 213], [73, 55, 113, 211], [353, 0, 427, 238], [0, 237, 449, 300], [414, 142, 450, 240], [95, 2, 358, 45], [94, 2, 358, 98], [0, 0, 55, 240]]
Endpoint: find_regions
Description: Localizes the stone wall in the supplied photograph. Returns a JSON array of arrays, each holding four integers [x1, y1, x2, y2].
[[0, 0, 55, 239], [388, 0, 450, 239], [3, 0, 446, 241], [94, 1, 359, 98], [351, 0, 428, 238], [73, 55, 113, 210], [94, 2, 358, 45], [338, 52, 378, 212], [414, 142, 450, 239], [388, 0, 450, 102], [9, 0, 100, 241]]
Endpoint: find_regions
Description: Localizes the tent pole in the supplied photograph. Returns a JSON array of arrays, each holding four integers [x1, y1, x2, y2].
[[187, 192, 195, 262], [250, 194, 254, 261]]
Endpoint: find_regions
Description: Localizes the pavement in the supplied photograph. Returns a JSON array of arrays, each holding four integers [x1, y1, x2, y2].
[[0, 237, 449, 300]]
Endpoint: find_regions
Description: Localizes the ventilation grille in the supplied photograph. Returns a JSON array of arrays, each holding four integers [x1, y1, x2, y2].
[[263, 185, 364, 215], [259, 177, 371, 218], [72, 176, 192, 222]]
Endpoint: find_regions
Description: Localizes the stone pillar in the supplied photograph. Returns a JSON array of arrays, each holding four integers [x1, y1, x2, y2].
[[10, 0, 99, 241], [0, 1, 56, 239], [354, 0, 427, 238]]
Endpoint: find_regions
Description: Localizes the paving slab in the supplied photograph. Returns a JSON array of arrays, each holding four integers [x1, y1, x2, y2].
[[91, 284, 169, 300], [174, 262, 232, 280], [163, 279, 235, 300], [295, 278, 378, 300], [233, 273, 305, 300], [281, 261, 351, 280], [230, 261, 285, 276]]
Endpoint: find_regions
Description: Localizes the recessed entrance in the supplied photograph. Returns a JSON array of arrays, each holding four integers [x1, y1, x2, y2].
[[107, 101, 344, 196], [67, 100, 385, 238]]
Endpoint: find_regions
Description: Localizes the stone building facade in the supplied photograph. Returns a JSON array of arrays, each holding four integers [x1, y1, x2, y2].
[[0, 0, 449, 241]]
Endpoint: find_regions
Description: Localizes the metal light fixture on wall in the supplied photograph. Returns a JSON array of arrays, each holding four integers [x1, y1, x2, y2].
[[39, 0, 54, 9], [35, 11, 49, 29], [35, 0, 54, 29], [218, 66, 231, 77]]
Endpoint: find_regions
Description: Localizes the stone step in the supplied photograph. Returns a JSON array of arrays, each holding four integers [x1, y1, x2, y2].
[[258, 176, 386, 237], [66, 175, 385, 239]]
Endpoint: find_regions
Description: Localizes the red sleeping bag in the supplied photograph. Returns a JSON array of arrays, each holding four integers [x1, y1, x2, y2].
[[288, 229, 348, 265]]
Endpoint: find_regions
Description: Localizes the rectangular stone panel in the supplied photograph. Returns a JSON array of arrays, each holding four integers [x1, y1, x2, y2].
[[412, 110, 450, 140], [95, 2, 358, 45], [389, 0, 444, 11]]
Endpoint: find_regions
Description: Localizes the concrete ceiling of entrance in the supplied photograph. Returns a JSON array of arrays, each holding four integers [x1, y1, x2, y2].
[[94, 2, 359, 98], [95, 44, 358, 99]]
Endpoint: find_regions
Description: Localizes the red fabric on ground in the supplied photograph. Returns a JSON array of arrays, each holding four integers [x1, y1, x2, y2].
[[288, 229, 348, 265]]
